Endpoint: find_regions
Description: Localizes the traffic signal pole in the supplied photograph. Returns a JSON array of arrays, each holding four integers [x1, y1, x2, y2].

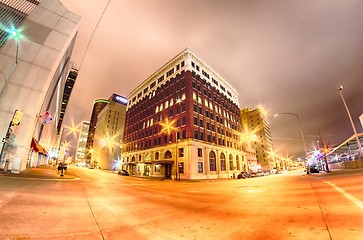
[[0, 110, 18, 165]]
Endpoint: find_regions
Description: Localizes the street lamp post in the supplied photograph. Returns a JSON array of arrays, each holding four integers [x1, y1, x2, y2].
[[0, 30, 20, 102], [274, 112, 307, 156], [274, 112, 308, 160], [338, 85, 363, 158]]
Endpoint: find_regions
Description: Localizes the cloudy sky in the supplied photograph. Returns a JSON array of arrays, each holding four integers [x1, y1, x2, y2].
[[60, 0, 363, 158]]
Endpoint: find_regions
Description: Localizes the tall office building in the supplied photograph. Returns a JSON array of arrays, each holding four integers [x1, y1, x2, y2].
[[93, 94, 127, 170], [123, 48, 246, 180], [0, 0, 80, 171], [57, 67, 78, 135], [240, 107, 274, 170], [85, 99, 108, 164], [75, 121, 90, 163]]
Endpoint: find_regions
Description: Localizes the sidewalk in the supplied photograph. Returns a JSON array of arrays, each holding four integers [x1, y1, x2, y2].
[[0, 165, 78, 180]]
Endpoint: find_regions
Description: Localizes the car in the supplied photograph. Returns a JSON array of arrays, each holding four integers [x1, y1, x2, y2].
[[118, 170, 129, 176], [237, 172, 249, 179], [309, 165, 320, 173]]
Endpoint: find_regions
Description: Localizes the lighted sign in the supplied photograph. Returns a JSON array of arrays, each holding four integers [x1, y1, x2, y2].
[[113, 94, 128, 105]]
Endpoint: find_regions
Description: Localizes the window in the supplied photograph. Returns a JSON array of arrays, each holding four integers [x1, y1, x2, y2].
[[154, 165, 160, 172], [220, 159, 226, 171], [220, 153, 226, 171], [229, 155, 233, 170], [164, 151, 172, 159], [194, 117, 198, 126], [178, 148, 184, 157], [179, 162, 184, 174], [236, 155, 240, 170], [198, 162, 203, 173], [194, 131, 199, 139], [194, 104, 197, 112], [166, 69, 174, 77], [182, 130, 186, 139], [209, 151, 216, 171], [198, 148, 202, 157]]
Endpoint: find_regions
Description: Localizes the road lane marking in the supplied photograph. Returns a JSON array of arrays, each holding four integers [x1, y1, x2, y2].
[[324, 180, 363, 210]]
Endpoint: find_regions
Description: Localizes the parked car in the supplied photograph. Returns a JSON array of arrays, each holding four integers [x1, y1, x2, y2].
[[309, 165, 320, 173], [237, 172, 249, 179], [118, 170, 129, 176]]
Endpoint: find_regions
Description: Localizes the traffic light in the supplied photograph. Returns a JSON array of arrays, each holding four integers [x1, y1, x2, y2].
[[12, 110, 23, 126]]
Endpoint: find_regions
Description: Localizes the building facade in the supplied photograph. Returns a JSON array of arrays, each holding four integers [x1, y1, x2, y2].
[[240, 107, 274, 170], [85, 99, 108, 164], [123, 48, 247, 180], [56, 67, 78, 135], [93, 94, 127, 170], [0, 0, 80, 171], [75, 121, 90, 163]]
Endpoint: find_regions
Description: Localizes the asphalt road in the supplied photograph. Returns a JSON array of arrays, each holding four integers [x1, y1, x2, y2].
[[0, 167, 363, 240]]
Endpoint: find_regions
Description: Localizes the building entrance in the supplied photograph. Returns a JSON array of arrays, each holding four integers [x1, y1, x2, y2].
[[165, 164, 172, 178]]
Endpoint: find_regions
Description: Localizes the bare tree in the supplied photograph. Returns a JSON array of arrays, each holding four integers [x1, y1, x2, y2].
[[318, 131, 330, 173]]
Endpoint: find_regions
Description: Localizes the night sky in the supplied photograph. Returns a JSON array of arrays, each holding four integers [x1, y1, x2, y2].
[[60, 0, 363, 159]]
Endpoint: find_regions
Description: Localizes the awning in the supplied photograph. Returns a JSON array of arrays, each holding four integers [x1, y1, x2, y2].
[[31, 137, 48, 155], [152, 159, 175, 164]]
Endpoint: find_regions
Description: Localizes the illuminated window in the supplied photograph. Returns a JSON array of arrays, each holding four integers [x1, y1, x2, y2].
[[182, 93, 186, 100], [193, 92, 197, 100], [154, 164, 160, 172]]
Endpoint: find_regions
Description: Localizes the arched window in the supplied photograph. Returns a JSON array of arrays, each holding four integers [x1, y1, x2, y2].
[[209, 151, 216, 171], [131, 156, 136, 162], [164, 150, 172, 159], [220, 152, 226, 171], [229, 154, 233, 170], [155, 152, 159, 160], [139, 155, 142, 162]]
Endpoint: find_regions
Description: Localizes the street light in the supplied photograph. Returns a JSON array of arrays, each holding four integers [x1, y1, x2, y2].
[[338, 85, 363, 158], [0, 29, 20, 101], [274, 112, 308, 159], [159, 118, 179, 180]]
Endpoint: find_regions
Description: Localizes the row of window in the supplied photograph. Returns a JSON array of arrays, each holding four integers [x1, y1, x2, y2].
[[126, 150, 246, 174], [130, 61, 186, 105]]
